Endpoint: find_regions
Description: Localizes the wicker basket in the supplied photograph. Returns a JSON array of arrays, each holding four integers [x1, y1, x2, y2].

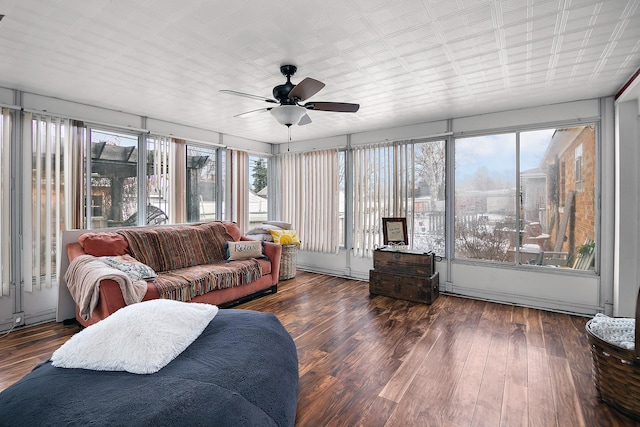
[[586, 300, 640, 421], [279, 244, 298, 280]]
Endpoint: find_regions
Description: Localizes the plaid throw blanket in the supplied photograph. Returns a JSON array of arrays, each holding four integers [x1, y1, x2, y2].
[[117, 222, 262, 302], [152, 260, 263, 302], [118, 222, 233, 273]]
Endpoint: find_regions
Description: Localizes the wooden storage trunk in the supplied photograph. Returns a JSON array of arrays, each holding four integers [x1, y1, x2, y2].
[[369, 270, 439, 304], [373, 250, 435, 276], [369, 249, 439, 304]]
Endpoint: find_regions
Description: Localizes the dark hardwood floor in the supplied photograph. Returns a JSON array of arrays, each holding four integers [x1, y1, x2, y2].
[[0, 271, 636, 426]]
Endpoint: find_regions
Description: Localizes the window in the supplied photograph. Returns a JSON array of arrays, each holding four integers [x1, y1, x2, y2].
[[146, 136, 171, 225], [454, 133, 516, 262], [88, 129, 139, 228], [454, 126, 596, 270], [185, 145, 220, 222], [353, 142, 409, 256], [352, 139, 446, 257], [249, 156, 268, 229], [277, 149, 341, 253], [23, 114, 83, 290], [91, 195, 103, 217], [412, 140, 446, 255]]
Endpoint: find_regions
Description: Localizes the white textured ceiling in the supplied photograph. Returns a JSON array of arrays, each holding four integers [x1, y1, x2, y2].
[[0, 0, 638, 143]]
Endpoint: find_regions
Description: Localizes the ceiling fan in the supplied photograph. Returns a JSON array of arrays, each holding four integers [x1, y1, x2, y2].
[[220, 64, 359, 127]]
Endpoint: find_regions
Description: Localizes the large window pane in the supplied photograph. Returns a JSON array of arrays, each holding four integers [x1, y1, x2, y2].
[[89, 129, 139, 228], [519, 129, 553, 264], [25, 116, 78, 289], [412, 140, 446, 255], [353, 143, 409, 256], [186, 145, 218, 222], [146, 136, 171, 225], [455, 134, 516, 262], [454, 126, 597, 270], [249, 156, 268, 229], [520, 126, 596, 269], [353, 140, 445, 256]]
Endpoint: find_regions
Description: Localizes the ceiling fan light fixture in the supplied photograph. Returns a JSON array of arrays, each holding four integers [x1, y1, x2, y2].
[[270, 105, 306, 126]]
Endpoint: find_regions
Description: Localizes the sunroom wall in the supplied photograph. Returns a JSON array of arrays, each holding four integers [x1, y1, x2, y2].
[[0, 90, 631, 328], [286, 97, 618, 317], [0, 88, 271, 332]]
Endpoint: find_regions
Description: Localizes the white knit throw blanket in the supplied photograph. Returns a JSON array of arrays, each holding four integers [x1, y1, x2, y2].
[[588, 313, 635, 350], [65, 255, 148, 321]]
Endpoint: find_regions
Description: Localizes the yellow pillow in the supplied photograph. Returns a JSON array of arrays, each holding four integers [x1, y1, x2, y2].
[[269, 229, 301, 246]]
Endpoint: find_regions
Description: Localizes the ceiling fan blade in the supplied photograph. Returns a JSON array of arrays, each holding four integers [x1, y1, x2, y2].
[[234, 107, 272, 118], [220, 90, 278, 104], [303, 102, 360, 113], [288, 77, 325, 102], [298, 113, 312, 126]]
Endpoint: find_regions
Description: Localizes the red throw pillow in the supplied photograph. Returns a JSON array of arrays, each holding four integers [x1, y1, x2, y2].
[[222, 222, 242, 242], [78, 232, 129, 257]]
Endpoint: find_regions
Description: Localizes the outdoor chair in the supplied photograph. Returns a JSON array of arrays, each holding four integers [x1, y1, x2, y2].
[[122, 205, 168, 226]]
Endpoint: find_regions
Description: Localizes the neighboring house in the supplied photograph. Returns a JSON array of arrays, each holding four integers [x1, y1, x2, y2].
[[249, 190, 268, 227], [541, 126, 596, 260]]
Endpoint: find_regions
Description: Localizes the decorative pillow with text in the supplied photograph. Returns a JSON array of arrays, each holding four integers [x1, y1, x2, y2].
[[225, 240, 265, 261]]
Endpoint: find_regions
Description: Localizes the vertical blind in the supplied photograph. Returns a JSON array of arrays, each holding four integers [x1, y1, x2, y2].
[[277, 153, 303, 237], [228, 149, 249, 232], [22, 113, 83, 291], [302, 149, 340, 252], [278, 149, 340, 253], [0, 109, 11, 297], [171, 139, 187, 224], [352, 141, 413, 257], [147, 135, 172, 222]]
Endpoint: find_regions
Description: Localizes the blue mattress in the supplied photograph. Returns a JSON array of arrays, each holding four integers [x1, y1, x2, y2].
[[0, 309, 299, 426]]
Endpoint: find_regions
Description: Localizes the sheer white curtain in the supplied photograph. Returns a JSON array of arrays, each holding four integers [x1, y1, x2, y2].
[[353, 141, 413, 257], [227, 149, 249, 232], [1, 109, 11, 296], [278, 149, 340, 253], [22, 113, 83, 291]]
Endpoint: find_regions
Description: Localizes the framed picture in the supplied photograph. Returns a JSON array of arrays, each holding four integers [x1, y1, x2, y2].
[[382, 217, 408, 245]]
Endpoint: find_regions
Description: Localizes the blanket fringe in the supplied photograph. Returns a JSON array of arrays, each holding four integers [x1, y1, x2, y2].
[[152, 260, 263, 302]]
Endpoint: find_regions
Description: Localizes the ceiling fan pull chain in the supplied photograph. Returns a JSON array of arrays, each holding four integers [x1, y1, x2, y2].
[[288, 126, 291, 152]]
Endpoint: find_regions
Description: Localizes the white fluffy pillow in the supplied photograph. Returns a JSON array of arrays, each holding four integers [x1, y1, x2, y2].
[[51, 299, 218, 374]]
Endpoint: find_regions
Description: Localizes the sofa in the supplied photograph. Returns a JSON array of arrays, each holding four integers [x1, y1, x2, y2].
[[65, 221, 282, 327]]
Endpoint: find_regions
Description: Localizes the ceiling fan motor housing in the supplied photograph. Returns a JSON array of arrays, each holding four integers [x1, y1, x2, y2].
[[273, 83, 297, 104], [273, 64, 299, 104]]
